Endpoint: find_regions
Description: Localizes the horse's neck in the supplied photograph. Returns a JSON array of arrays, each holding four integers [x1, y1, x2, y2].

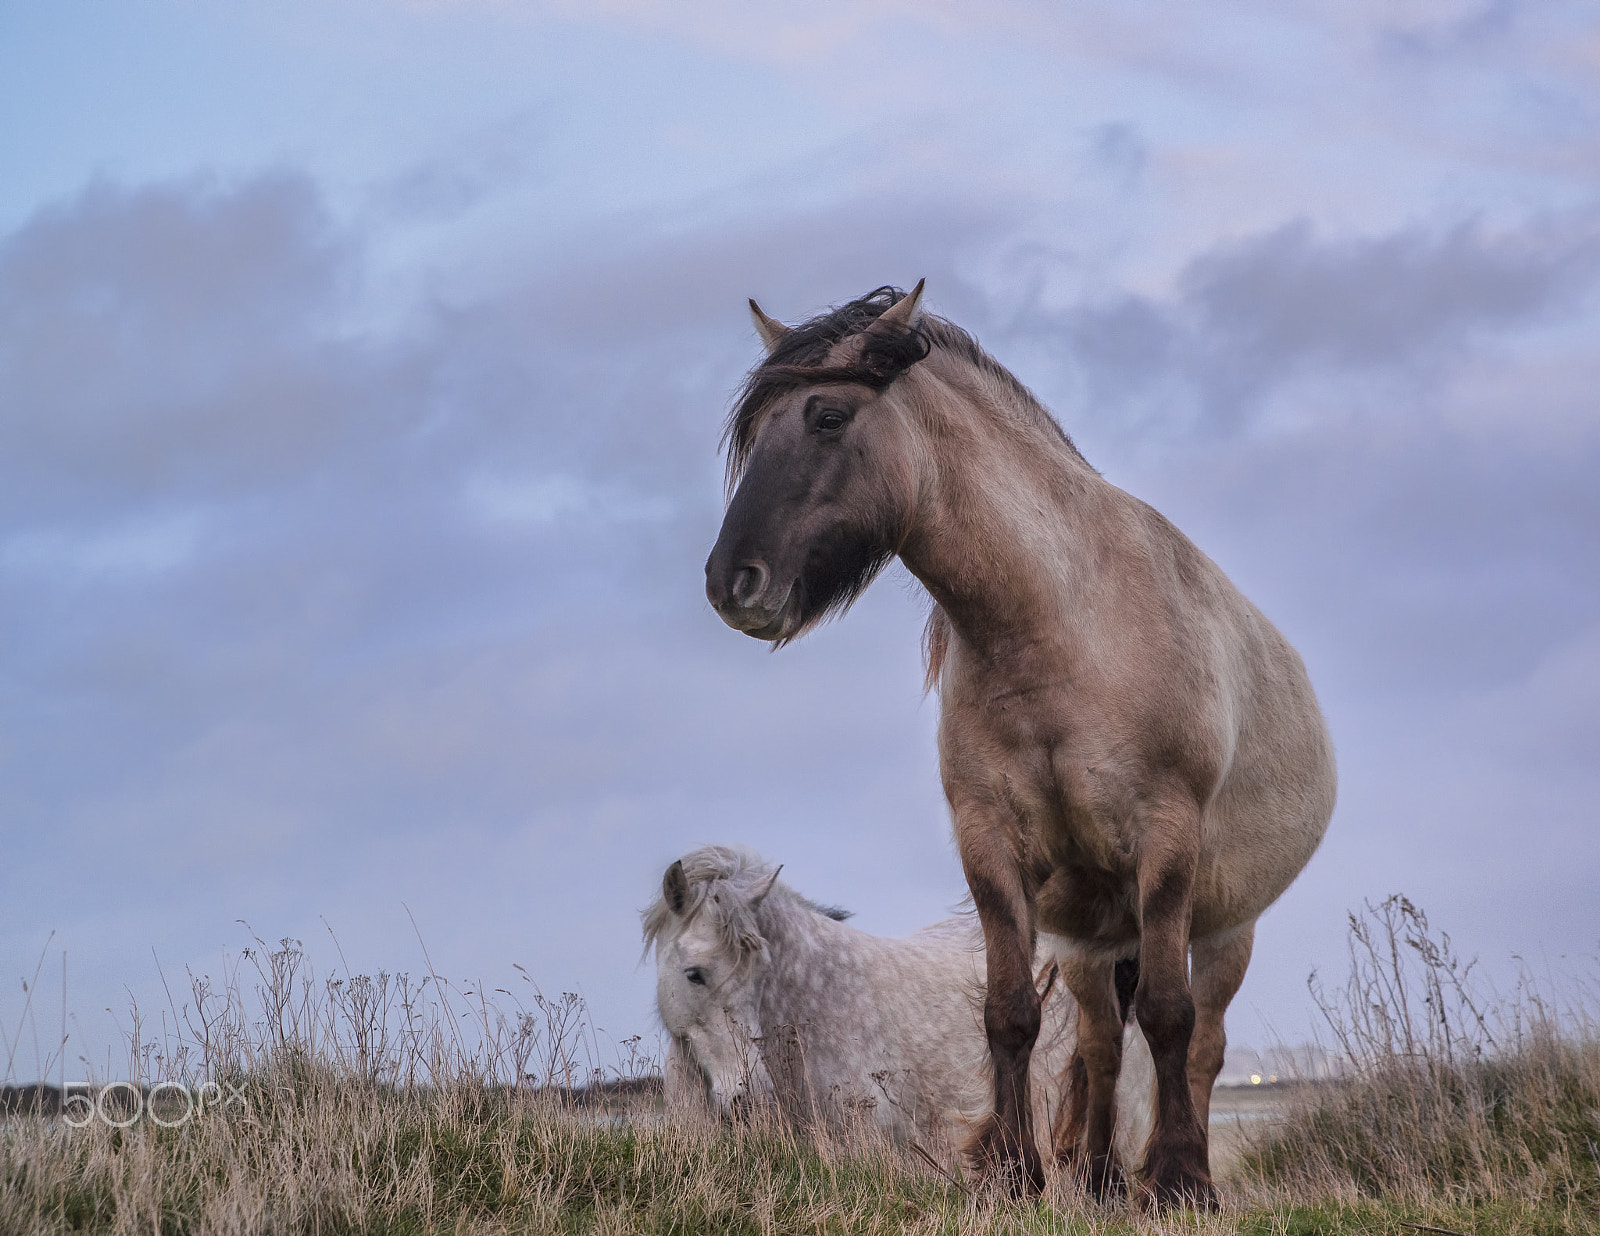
[[756, 892, 831, 971], [900, 358, 1110, 654], [754, 893, 857, 1024]]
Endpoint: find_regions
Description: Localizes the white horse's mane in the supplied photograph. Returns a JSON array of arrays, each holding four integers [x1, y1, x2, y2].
[[640, 845, 849, 973]]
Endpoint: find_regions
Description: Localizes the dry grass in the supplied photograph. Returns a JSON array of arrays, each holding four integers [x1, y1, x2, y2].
[[1237, 896, 1600, 1226], [2, 906, 1597, 1234]]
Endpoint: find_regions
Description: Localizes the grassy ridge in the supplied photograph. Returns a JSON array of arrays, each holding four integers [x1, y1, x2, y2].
[[6, 1072, 1596, 1234], [1246, 1035, 1600, 1208], [1242, 897, 1600, 1220], [4, 901, 1598, 1233]]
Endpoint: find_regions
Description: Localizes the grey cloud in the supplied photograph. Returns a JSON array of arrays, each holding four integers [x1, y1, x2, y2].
[[1376, 0, 1522, 60], [1040, 214, 1600, 435], [1085, 122, 1147, 189], [1181, 217, 1598, 370], [373, 109, 549, 224], [0, 174, 362, 512]]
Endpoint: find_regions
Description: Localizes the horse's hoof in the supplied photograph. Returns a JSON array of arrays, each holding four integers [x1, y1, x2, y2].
[[1085, 1155, 1127, 1203], [1059, 1149, 1126, 1202], [1007, 1154, 1046, 1198], [1140, 1162, 1218, 1212], [966, 1117, 1045, 1197], [986, 1144, 1045, 1198]]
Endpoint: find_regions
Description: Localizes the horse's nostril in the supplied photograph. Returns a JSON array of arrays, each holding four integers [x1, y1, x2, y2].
[[729, 1092, 752, 1122], [731, 562, 769, 608]]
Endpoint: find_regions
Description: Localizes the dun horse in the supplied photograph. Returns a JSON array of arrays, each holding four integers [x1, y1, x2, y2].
[[704, 284, 1335, 1206]]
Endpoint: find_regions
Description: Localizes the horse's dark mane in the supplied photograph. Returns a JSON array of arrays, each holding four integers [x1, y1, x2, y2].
[[724, 285, 1085, 490], [724, 287, 926, 487]]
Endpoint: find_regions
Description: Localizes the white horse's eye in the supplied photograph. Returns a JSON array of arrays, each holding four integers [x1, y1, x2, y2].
[[684, 966, 708, 986]]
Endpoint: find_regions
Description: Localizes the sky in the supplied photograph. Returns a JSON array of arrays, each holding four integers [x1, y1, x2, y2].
[[3, 0, 1598, 1083]]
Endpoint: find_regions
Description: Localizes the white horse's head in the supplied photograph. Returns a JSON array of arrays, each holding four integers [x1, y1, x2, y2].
[[642, 847, 782, 1117]]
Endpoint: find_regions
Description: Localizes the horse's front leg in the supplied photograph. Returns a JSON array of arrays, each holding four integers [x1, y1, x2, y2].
[[1134, 794, 1217, 1210], [957, 822, 1044, 1196]]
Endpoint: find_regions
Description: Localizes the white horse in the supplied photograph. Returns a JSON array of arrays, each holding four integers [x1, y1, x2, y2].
[[643, 845, 1151, 1151]]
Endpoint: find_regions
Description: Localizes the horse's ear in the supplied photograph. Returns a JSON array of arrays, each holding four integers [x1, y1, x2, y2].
[[749, 299, 792, 353], [874, 278, 925, 331], [750, 864, 783, 907], [663, 860, 690, 915]]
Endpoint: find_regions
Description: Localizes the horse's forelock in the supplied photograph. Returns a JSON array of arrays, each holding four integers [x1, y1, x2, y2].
[[640, 846, 777, 973], [723, 289, 1091, 494], [723, 286, 932, 490]]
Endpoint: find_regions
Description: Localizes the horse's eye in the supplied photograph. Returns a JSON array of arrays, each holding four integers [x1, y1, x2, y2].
[[684, 967, 707, 986], [816, 410, 846, 433]]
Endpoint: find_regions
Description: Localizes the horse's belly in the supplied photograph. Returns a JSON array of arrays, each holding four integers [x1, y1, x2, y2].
[[1030, 778, 1323, 948], [1034, 861, 1139, 950], [1191, 795, 1331, 936]]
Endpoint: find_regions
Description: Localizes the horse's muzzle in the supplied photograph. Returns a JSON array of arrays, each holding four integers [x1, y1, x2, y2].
[[705, 556, 793, 639]]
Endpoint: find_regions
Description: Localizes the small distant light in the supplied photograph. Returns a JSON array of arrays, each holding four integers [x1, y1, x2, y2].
[[1250, 1074, 1262, 1085], [1268, 1075, 1278, 1083]]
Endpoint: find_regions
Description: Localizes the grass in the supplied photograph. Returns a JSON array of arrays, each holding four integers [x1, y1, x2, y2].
[[1240, 896, 1600, 1229], [3, 903, 1598, 1234]]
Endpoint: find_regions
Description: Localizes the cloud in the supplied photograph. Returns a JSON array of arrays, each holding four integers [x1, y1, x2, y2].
[[0, 173, 362, 513], [1044, 214, 1600, 436], [1376, 0, 1523, 60], [1182, 216, 1597, 369]]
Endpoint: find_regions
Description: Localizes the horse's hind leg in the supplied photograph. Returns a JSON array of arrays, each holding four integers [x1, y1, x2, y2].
[[959, 831, 1044, 1196], [1188, 922, 1254, 1133], [1134, 803, 1217, 1210], [1052, 1050, 1090, 1167], [1054, 954, 1129, 1199]]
